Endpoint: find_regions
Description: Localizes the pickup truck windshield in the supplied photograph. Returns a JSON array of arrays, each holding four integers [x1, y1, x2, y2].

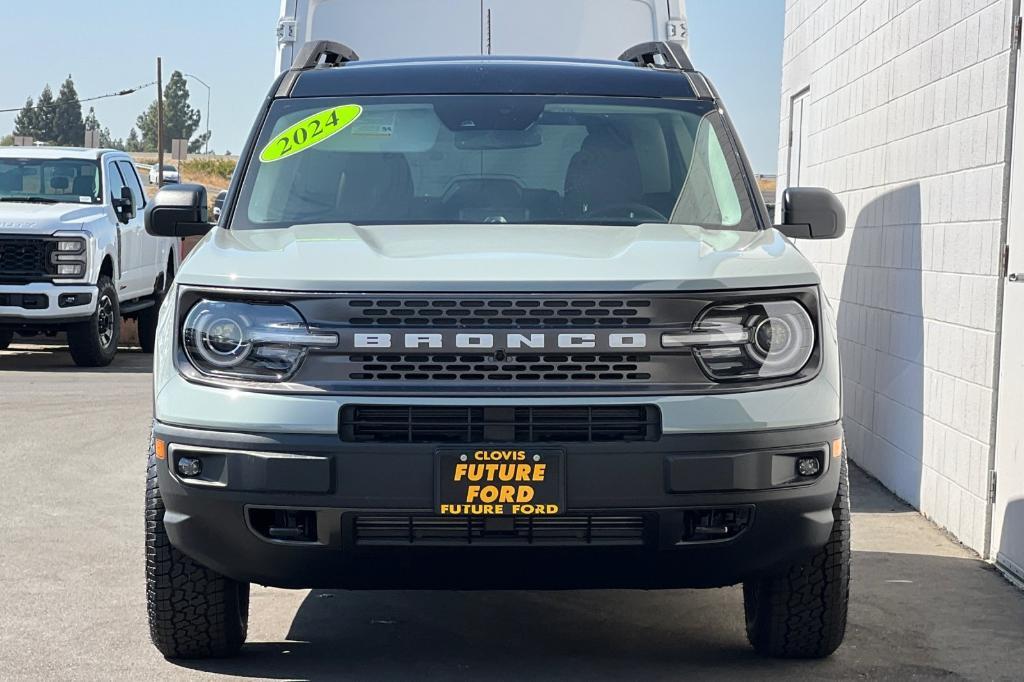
[[233, 95, 758, 230], [0, 157, 102, 204]]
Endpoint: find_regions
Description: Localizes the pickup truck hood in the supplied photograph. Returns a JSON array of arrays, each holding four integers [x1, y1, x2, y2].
[[178, 223, 820, 292], [0, 203, 105, 233]]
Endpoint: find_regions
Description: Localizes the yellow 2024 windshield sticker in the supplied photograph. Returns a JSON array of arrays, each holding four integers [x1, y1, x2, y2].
[[259, 104, 363, 163]]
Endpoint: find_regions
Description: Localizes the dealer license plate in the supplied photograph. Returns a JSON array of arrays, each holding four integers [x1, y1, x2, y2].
[[435, 447, 565, 516]]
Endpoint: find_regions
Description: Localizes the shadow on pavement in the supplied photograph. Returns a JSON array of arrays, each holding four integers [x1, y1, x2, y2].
[[0, 343, 152, 373], [172, 546, 1024, 682], [171, 468, 1024, 681]]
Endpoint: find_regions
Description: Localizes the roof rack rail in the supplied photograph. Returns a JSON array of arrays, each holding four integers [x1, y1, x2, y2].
[[277, 40, 360, 97], [291, 40, 360, 70], [619, 41, 694, 72]]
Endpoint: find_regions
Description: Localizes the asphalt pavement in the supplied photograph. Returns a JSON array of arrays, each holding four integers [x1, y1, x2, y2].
[[2, 342, 1023, 681]]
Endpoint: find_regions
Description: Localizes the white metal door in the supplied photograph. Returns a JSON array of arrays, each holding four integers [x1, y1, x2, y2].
[[484, 0, 668, 59], [788, 89, 810, 187], [992, 36, 1024, 582]]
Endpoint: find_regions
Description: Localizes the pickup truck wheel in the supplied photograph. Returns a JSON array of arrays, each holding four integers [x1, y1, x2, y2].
[[742, 454, 850, 659], [67, 276, 120, 367], [146, 435, 249, 658], [0, 329, 12, 350]]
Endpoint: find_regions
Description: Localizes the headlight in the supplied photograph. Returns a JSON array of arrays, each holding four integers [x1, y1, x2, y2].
[[182, 300, 338, 382], [50, 237, 87, 278], [662, 300, 815, 381]]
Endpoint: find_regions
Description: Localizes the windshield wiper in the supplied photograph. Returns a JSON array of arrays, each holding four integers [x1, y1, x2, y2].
[[0, 197, 59, 204]]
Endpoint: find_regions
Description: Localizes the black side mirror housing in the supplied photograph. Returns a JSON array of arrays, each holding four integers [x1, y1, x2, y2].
[[145, 183, 213, 238], [112, 186, 135, 223], [777, 187, 846, 240]]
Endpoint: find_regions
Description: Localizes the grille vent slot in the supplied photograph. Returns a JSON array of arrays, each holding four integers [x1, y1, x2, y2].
[[346, 298, 653, 328], [348, 353, 653, 382], [0, 238, 52, 283], [353, 515, 647, 546], [340, 405, 661, 444]]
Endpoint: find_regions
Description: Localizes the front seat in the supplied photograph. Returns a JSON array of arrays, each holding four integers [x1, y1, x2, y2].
[[72, 175, 95, 198], [563, 126, 644, 218]]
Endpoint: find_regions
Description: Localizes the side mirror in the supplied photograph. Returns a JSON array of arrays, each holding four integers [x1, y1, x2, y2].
[[145, 183, 213, 238], [112, 186, 135, 223], [777, 187, 846, 240]]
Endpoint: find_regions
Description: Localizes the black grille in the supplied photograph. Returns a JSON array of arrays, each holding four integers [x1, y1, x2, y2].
[[347, 297, 654, 328], [352, 515, 647, 546], [340, 405, 661, 443], [0, 238, 52, 282], [348, 353, 653, 382]]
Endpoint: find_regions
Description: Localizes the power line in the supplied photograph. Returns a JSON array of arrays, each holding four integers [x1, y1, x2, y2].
[[0, 81, 157, 114]]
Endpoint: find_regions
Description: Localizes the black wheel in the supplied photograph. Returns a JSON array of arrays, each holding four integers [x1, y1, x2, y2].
[[146, 433, 249, 658], [742, 453, 851, 659], [0, 328, 12, 350], [67, 275, 120, 367]]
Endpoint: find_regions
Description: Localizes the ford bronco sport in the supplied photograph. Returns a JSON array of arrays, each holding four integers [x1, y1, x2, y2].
[[144, 41, 850, 659]]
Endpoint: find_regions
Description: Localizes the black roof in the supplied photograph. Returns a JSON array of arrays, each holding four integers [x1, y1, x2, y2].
[[288, 56, 698, 99]]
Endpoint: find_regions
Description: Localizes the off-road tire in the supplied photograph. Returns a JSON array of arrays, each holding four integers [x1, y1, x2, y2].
[[68, 275, 120, 367], [742, 454, 851, 659], [146, 435, 249, 659], [0, 328, 12, 350]]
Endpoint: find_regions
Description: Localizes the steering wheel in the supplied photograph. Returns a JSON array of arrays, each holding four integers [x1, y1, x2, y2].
[[587, 203, 668, 223]]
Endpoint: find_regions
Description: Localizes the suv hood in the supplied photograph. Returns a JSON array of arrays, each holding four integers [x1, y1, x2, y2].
[[179, 223, 820, 292], [0, 203, 105, 233]]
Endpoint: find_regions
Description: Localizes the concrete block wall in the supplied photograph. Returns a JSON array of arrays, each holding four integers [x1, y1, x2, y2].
[[778, 0, 1014, 553]]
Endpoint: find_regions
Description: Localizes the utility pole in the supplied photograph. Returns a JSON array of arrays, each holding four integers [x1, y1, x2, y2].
[[157, 57, 164, 186]]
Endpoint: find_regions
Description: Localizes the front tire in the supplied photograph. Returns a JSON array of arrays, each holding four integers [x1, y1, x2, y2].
[[67, 275, 120, 367], [0, 328, 12, 350], [742, 454, 851, 659], [146, 435, 249, 659]]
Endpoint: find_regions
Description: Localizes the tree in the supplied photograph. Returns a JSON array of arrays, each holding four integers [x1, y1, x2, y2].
[[136, 71, 206, 153], [0, 134, 14, 146], [13, 97, 38, 139], [124, 128, 142, 153], [33, 86, 57, 143], [83, 107, 116, 148], [52, 75, 85, 146]]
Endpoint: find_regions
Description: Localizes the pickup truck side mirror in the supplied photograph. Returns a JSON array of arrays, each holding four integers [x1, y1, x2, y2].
[[112, 186, 135, 224], [145, 183, 213, 238], [777, 187, 846, 240]]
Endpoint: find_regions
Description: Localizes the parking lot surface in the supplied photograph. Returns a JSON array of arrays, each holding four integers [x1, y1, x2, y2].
[[2, 343, 1023, 681]]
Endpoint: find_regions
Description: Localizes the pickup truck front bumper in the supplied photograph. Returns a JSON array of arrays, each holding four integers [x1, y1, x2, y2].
[[0, 282, 98, 324], [153, 419, 844, 590]]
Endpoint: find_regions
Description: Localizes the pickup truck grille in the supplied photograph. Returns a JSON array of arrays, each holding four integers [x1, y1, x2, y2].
[[0, 238, 52, 283], [348, 353, 653, 382], [340, 405, 661, 443], [348, 297, 654, 328]]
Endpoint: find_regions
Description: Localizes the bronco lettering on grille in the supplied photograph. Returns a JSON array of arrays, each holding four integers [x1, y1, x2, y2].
[[348, 332, 649, 351]]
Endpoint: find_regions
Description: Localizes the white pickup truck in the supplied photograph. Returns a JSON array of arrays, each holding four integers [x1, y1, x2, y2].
[[0, 147, 179, 366]]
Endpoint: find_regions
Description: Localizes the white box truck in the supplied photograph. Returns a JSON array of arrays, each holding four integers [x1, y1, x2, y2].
[[276, 0, 688, 71]]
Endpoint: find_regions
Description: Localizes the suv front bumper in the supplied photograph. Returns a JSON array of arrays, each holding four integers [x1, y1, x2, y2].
[[154, 419, 843, 590], [0, 282, 98, 324]]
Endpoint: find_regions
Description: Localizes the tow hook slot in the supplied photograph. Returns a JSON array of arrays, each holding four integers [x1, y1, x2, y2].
[[249, 508, 319, 543], [677, 506, 754, 544]]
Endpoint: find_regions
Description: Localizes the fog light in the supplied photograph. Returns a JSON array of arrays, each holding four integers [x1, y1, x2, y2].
[[177, 457, 202, 478], [797, 457, 821, 477]]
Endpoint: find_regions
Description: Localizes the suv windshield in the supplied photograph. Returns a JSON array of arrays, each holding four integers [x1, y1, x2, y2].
[[0, 157, 102, 204], [233, 95, 758, 230]]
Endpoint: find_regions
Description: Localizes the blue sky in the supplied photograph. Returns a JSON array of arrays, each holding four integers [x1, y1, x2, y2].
[[0, 1, 785, 173]]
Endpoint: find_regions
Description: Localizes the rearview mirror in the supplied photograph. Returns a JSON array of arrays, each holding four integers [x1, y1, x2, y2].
[[777, 187, 846, 240], [145, 183, 213, 238]]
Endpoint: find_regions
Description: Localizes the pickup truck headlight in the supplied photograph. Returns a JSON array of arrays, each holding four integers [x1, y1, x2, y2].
[[182, 299, 338, 381], [50, 237, 87, 278], [662, 300, 815, 381]]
